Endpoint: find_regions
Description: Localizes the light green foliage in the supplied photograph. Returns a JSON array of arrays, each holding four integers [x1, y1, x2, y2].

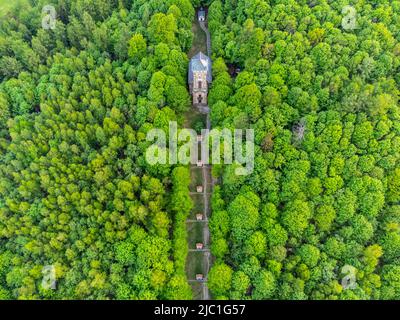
[[0, 0, 195, 300], [128, 33, 147, 62], [208, 263, 233, 297], [148, 13, 178, 45], [207, 0, 400, 300], [252, 270, 276, 300]]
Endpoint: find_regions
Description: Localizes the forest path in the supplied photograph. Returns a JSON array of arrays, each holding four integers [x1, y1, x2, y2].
[[199, 20, 211, 57], [184, 8, 213, 301]]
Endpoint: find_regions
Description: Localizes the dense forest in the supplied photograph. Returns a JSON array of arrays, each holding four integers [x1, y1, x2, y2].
[[207, 0, 400, 299], [0, 0, 197, 299], [0, 0, 399, 301]]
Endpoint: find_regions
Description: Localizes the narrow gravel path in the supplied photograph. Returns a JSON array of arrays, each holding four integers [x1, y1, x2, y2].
[[199, 20, 211, 57]]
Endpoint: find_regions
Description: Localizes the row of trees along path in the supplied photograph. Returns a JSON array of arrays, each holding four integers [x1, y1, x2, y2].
[[185, 8, 214, 300]]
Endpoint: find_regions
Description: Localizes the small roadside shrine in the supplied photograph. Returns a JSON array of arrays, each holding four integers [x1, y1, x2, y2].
[[196, 274, 204, 281], [198, 8, 205, 22]]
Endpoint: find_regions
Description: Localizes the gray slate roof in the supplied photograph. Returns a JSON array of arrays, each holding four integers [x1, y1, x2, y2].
[[188, 52, 212, 84]]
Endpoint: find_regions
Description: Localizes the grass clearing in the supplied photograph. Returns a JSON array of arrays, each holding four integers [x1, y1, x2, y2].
[[189, 193, 204, 219], [190, 167, 203, 191], [187, 222, 204, 248], [190, 282, 203, 300], [186, 251, 206, 278], [183, 108, 206, 132], [188, 18, 207, 58]]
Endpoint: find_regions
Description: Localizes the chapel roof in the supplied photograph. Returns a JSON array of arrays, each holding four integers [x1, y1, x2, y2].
[[188, 52, 212, 83]]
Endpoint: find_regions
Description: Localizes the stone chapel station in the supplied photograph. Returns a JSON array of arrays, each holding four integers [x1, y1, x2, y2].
[[188, 52, 212, 106]]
